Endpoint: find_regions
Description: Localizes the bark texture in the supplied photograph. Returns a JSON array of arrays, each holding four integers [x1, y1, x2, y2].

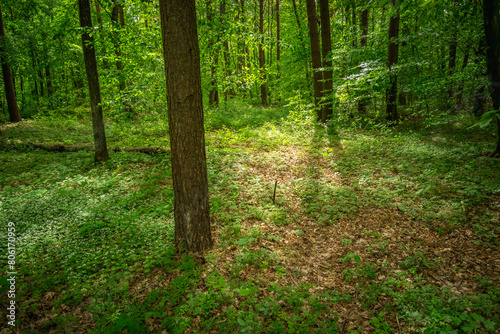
[[305, 0, 323, 120], [78, 0, 109, 162], [0, 3, 21, 123], [159, 0, 213, 252], [319, 0, 333, 121], [385, 0, 400, 124], [483, 0, 500, 156]]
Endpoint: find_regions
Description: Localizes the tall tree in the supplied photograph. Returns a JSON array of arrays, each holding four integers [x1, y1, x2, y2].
[[207, 0, 219, 105], [259, 0, 268, 106], [305, 0, 323, 120], [385, 0, 400, 124], [111, 0, 126, 92], [483, 0, 500, 157], [78, 0, 109, 162], [319, 0, 333, 121], [159, 0, 213, 252], [358, 6, 369, 113], [0, 2, 21, 123]]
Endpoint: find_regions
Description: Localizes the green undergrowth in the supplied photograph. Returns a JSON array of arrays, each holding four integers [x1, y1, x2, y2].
[[0, 102, 499, 333]]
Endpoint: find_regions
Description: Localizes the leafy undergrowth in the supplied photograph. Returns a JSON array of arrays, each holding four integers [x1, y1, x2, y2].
[[0, 102, 499, 333]]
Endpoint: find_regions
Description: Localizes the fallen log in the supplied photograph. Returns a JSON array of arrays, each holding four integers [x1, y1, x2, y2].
[[0, 141, 170, 154]]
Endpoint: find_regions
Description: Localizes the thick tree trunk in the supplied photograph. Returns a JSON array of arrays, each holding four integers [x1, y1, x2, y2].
[[78, 0, 109, 162], [159, 0, 213, 252], [305, 0, 323, 120], [0, 3, 21, 123], [483, 0, 500, 156], [385, 0, 400, 125], [259, 0, 268, 106], [319, 0, 333, 121]]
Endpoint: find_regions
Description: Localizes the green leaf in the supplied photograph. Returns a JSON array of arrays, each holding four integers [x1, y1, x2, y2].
[[237, 288, 252, 296]]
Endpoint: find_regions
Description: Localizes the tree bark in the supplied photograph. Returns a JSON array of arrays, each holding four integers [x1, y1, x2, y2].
[[385, 0, 400, 125], [305, 0, 323, 120], [259, 0, 268, 106], [159, 0, 213, 252], [319, 0, 333, 121], [78, 0, 109, 162], [0, 3, 21, 123], [483, 0, 500, 156]]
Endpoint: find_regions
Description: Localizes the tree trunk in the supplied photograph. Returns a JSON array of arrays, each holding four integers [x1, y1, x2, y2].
[[221, 0, 232, 101], [385, 0, 400, 125], [360, 8, 368, 48], [78, 0, 109, 162], [159, 0, 213, 252], [259, 0, 268, 106], [305, 0, 323, 120], [207, 0, 219, 106], [0, 3, 21, 123], [358, 7, 369, 113], [351, 1, 357, 48], [112, 1, 125, 92], [276, 0, 280, 86], [319, 0, 333, 121], [46, 65, 53, 95], [483, 0, 500, 156]]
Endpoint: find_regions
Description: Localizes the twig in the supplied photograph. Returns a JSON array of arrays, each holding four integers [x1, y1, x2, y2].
[[270, 180, 278, 204], [396, 314, 402, 334], [340, 316, 349, 334]]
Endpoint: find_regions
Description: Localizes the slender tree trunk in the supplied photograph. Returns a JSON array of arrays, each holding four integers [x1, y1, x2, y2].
[[112, 1, 125, 92], [351, 1, 357, 48], [319, 0, 333, 121], [78, 0, 109, 162], [46, 65, 53, 95], [259, 0, 268, 106], [0, 3, 21, 122], [276, 0, 280, 101], [94, 0, 107, 66], [159, 0, 212, 252], [483, 0, 500, 156], [306, 0, 323, 120], [358, 7, 369, 113], [221, 0, 232, 100], [207, 0, 219, 105], [385, 0, 400, 124]]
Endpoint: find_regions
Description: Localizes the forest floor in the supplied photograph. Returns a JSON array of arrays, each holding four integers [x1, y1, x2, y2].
[[0, 102, 499, 333]]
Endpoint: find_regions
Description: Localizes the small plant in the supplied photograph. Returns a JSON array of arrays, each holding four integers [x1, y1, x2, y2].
[[369, 312, 394, 333], [339, 252, 361, 264]]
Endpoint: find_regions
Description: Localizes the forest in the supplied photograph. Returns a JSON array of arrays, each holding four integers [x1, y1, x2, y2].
[[0, 0, 499, 332]]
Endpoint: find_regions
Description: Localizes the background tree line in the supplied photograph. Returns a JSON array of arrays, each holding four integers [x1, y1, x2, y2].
[[0, 0, 498, 156]]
